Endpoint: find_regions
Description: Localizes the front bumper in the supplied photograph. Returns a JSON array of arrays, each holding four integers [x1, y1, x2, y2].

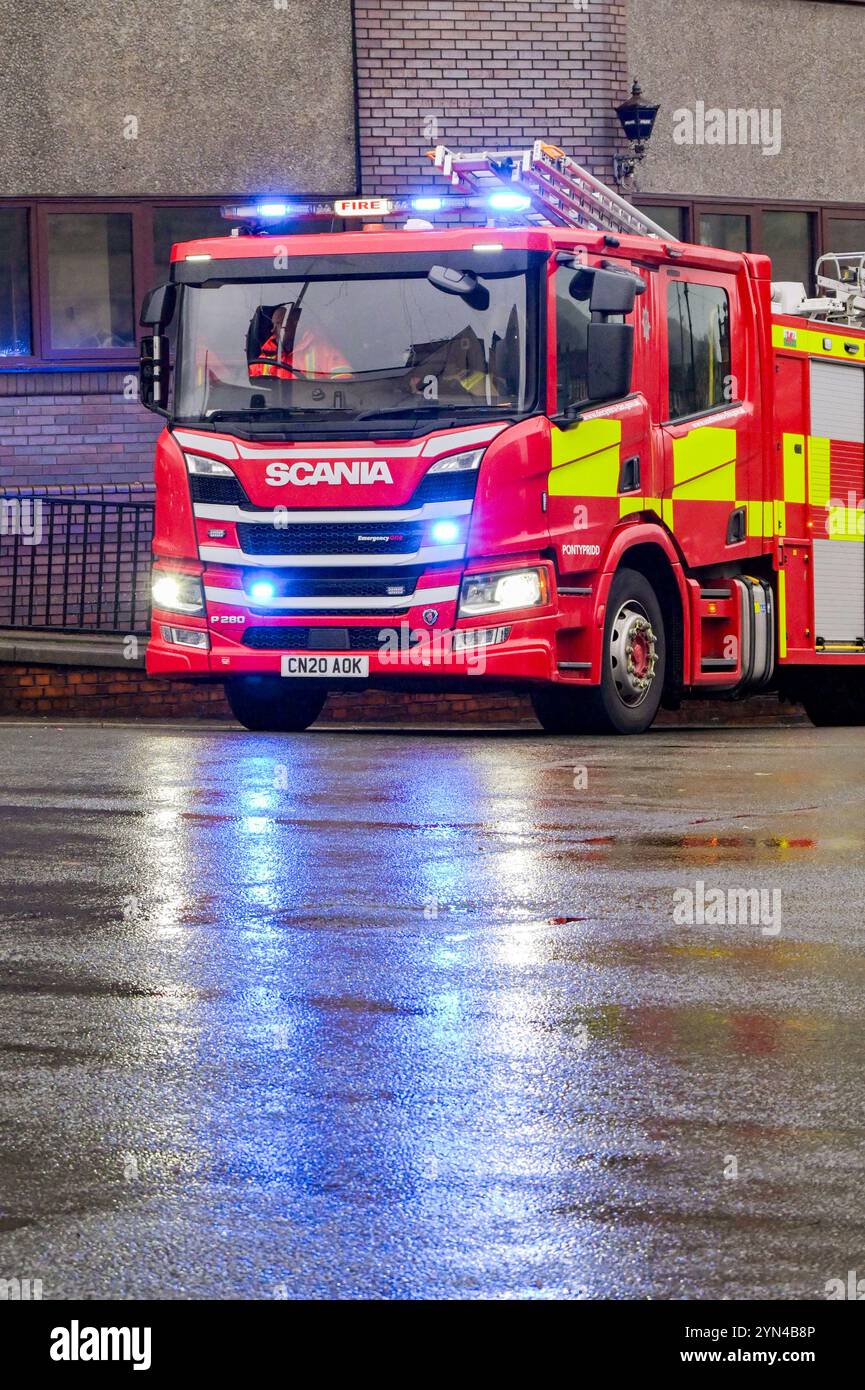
[[146, 559, 596, 686]]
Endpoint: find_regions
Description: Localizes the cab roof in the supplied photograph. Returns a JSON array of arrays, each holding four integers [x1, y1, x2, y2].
[[171, 224, 762, 278]]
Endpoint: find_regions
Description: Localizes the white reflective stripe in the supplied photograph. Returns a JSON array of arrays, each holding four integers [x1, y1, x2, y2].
[[420, 423, 506, 456], [193, 498, 472, 524], [204, 584, 460, 611], [174, 423, 505, 464], [235, 440, 425, 460], [173, 430, 239, 461], [199, 544, 465, 568]]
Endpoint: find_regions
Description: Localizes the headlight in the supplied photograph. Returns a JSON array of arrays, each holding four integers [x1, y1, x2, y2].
[[184, 453, 237, 477], [152, 572, 205, 615], [427, 448, 484, 475], [160, 625, 210, 650], [459, 566, 549, 617]]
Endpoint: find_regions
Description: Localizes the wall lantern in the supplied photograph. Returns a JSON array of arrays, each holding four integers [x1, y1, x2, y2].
[[613, 79, 660, 188]]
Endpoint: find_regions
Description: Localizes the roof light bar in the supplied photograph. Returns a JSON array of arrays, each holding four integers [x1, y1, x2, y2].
[[488, 190, 532, 213]]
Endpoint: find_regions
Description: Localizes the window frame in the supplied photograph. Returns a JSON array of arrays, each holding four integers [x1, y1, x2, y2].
[[0, 196, 235, 368], [35, 201, 152, 362], [663, 272, 735, 426], [638, 195, 865, 291], [0, 200, 40, 365]]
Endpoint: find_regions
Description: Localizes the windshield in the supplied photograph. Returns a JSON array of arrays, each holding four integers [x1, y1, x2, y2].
[[173, 252, 538, 426]]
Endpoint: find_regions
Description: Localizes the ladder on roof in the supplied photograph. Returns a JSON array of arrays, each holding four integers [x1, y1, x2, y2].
[[428, 140, 675, 240], [795, 252, 865, 328]]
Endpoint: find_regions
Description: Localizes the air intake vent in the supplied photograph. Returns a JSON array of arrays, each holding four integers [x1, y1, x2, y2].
[[237, 521, 425, 556], [189, 474, 249, 505], [243, 625, 407, 651]]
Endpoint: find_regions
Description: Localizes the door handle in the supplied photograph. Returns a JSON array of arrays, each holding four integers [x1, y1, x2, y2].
[[726, 505, 747, 545], [618, 455, 641, 493]]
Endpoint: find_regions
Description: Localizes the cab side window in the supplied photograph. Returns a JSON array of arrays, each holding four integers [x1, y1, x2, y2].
[[667, 280, 731, 420], [555, 266, 591, 413]]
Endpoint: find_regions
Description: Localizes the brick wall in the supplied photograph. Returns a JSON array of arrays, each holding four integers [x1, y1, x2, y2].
[[0, 373, 161, 489], [354, 0, 630, 198], [0, 661, 804, 726]]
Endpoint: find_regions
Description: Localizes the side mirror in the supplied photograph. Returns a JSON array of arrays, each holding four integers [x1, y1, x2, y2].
[[427, 265, 490, 311], [139, 334, 170, 413], [140, 283, 177, 329], [569, 266, 643, 316], [587, 321, 634, 404], [589, 268, 641, 316]]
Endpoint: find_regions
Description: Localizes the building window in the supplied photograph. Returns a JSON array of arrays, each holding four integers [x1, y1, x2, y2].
[[45, 212, 135, 352], [762, 210, 814, 287], [825, 216, 865, 254], [698, 212, 750, 253], [153, 206, 227, 282], [0, 208, 32, 358], [0, 198, 343, 367], [667, 280, 731, 421], [646, 204, 687, 240]]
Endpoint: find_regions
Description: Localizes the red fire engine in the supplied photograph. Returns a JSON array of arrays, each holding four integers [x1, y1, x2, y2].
[[139, 142, 865, 733]]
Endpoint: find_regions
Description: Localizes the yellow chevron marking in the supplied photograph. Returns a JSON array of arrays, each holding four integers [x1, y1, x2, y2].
[[672, 427, 737, 501], [783, 434, 806, 504], [807, 436, 831, 507], [549, 418, 622, 497], [619, 495, 661, 519]]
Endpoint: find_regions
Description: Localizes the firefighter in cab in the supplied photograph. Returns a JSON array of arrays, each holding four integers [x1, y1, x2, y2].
[[249, 304, 349, 380]]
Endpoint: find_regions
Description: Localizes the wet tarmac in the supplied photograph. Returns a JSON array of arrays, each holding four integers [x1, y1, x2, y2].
[[0, 718, 863, 1300]]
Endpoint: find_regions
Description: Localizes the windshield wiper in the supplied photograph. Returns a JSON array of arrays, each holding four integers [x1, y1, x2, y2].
[[206, 407, 352, 422], [355, 404, 465, 421]]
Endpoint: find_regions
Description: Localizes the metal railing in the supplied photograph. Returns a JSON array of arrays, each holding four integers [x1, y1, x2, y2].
[[0, 485, 155, 635]]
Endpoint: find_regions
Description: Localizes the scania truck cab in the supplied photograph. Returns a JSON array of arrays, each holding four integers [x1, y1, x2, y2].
[[140, 191, 865, 733]]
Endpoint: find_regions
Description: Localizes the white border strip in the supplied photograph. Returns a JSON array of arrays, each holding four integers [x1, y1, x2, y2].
[[199, 544, 466, 568], [173, 422, 506, 464], [194, 499, 472, 525]]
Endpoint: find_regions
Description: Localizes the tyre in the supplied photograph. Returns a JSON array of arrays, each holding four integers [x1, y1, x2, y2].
[[797, 672, 865, 727], [224, 675, 327, 732], [532, 567, 666, 735]]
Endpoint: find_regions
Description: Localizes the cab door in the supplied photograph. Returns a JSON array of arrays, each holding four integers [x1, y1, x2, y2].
[[659, 266, 764, 567], [546, 258, 653, 575]]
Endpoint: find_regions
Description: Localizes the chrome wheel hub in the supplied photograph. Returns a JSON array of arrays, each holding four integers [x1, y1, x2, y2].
[[609, 600, 658, 707]]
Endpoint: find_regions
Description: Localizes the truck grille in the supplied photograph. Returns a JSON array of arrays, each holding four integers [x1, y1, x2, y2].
[[243, 626, 407, 651], [246, 569, 421, 600], [237, 521, 425, 556]]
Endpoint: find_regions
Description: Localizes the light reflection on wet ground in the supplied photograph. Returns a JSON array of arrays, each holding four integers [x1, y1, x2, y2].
[[0, 720, 863, 1299]]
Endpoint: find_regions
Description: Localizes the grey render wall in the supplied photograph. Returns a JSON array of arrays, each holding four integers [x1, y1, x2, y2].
[[628, 0, 865, 202], [0, 0, 357, 196]]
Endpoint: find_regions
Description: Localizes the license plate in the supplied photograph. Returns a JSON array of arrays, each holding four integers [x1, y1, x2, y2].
[[280, 654, 369, 678]]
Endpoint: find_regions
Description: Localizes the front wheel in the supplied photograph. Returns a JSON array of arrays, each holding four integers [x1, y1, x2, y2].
[[532, 567, 666, 735], [225, 675, 327, 732]]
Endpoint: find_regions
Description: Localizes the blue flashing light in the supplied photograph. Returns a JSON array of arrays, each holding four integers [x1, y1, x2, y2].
[[256, 202, 293, 218], [431, 519, 460, 545], [412, 196, 443, 212], [488, 190, 531, 213], [250, 580, 277, 602]]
